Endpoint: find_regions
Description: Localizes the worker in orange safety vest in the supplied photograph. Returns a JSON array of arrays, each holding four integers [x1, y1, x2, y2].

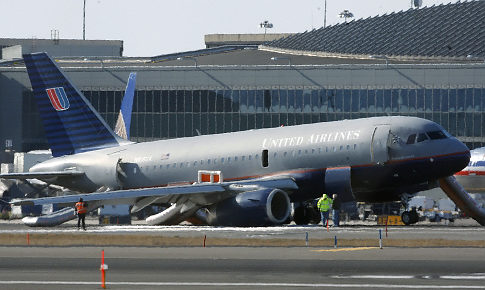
[[75, 198, 88, 230]]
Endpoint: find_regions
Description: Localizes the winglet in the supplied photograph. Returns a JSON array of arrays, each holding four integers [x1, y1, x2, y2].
[[114, 72, 136, 140], [23, 52, 121, 157]]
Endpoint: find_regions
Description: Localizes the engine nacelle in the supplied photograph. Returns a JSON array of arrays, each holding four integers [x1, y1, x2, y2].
[[206, 188, 290, 226]]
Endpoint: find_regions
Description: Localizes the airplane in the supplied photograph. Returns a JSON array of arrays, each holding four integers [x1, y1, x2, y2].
[[455, 147, 485, 193], [0, 52, 477, 227]]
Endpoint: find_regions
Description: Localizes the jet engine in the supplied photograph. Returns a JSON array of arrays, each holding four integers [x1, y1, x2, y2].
[[206, 188, 290, 226]]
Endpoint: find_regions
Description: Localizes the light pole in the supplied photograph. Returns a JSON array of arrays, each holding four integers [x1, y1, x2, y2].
[[260, 20, 273, 40], [83, 0, 86, 40], [324, 0, 327, 28], [338, 10, 354, 23], [176, 57, 198, 67], [270, 56, 291, 66]]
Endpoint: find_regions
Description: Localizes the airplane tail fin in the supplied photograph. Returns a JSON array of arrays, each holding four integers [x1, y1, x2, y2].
[[23, 52, 121, 157], [114, 72, 136, 140]]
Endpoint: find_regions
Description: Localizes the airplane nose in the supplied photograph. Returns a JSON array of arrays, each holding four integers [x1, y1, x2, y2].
[[454, 139, 471, 171]]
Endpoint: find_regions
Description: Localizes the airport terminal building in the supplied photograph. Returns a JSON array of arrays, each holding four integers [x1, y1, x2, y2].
[[0, 1, 484, 154]]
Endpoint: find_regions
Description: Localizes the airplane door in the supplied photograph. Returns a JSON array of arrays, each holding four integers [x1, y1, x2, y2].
[[371, 125, 390, 164]]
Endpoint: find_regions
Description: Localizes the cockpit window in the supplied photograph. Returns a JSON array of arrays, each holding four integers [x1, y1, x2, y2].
[[417, 133, 428, 142], [406, 134, 416, 144], [427, 130, 447, 140]]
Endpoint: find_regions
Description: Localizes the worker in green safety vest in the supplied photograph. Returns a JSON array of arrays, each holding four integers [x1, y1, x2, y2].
[[317, 194, 333, 227]]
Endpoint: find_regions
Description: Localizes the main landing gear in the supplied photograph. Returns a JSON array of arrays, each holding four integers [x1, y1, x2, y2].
[[400, 193, 419, 225], [401, 208, 419, 225]]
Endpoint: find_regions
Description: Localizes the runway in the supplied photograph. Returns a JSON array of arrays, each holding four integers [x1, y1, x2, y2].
[[1, 247, 485, 289], [0, 219, 484, 289]]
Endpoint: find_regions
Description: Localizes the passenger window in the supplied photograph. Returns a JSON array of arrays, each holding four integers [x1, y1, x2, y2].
[[234, 156, 238, 161], [242, 156, 246, 161], [406, 134, 416, 144], [417, 133, 428, 142], [427, 131, 447, 140]]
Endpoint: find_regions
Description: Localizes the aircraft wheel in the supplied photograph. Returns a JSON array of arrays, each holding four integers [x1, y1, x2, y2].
[[401, 211, 412, 225]]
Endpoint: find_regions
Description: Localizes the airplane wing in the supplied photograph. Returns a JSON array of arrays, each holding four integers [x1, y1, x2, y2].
[[11, 175, 298, 208], [0, 171, 84, 180]]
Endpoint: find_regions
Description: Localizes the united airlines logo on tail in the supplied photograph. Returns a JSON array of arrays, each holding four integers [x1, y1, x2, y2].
[[46, 87, 70, 111]]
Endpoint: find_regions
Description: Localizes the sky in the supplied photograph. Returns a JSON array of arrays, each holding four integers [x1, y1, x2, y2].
[[1, 0, 459, 57]]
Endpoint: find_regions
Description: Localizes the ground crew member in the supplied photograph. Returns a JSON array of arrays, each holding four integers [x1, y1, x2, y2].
[[317, 194, 333, 226], [75, 198, 87, 230], [332, 194, 341, 227]]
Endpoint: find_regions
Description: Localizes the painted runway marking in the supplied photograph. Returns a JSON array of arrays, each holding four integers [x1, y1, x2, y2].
[[312, 246, 379, 252], [441, 274, 485, 280], [2, 281, 485, 288], [332, 275, 414, 279], [333, 273, 485, 281]]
